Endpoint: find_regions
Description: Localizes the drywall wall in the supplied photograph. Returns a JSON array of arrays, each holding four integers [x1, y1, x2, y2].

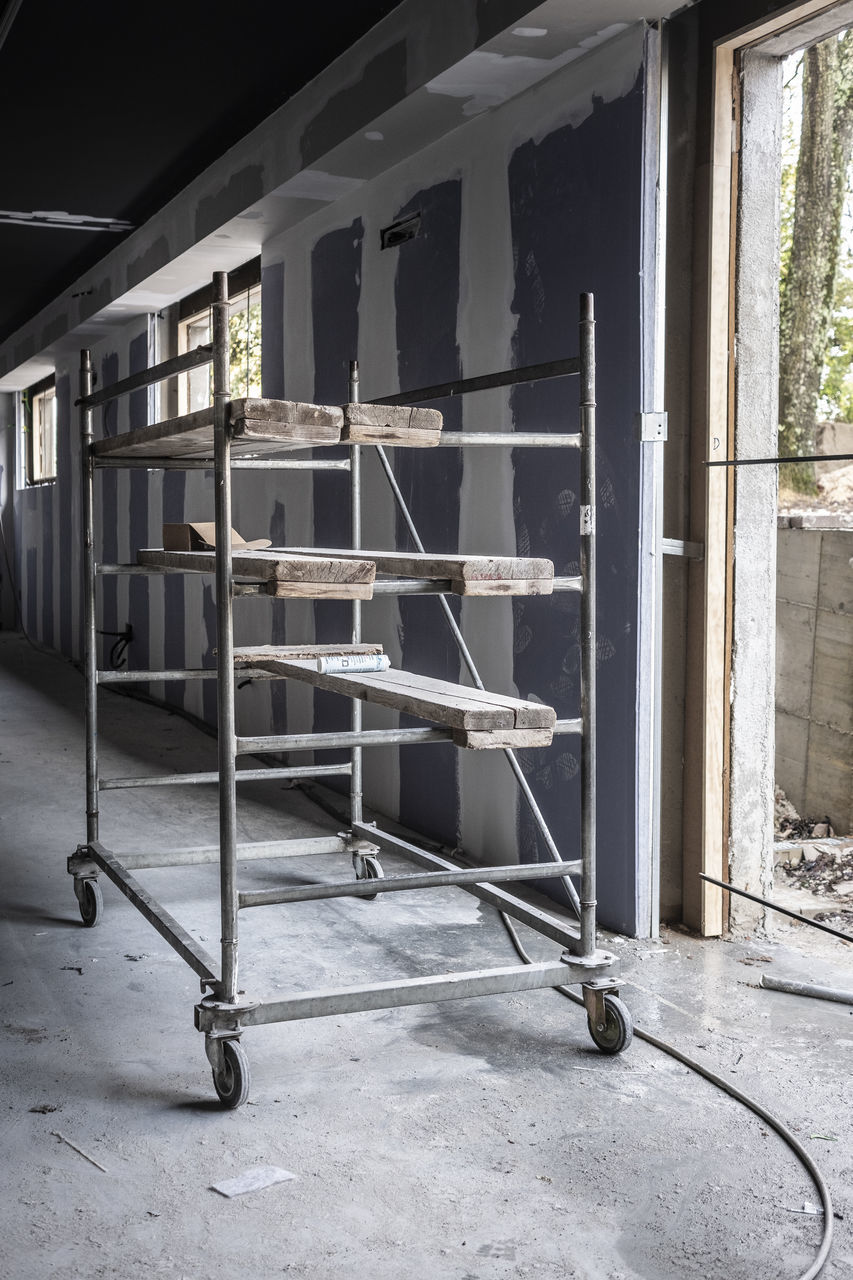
[[10, 24, 653, 935]]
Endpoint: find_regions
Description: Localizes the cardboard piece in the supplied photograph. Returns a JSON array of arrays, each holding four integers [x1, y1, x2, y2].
[[163, 522, 271, 552]]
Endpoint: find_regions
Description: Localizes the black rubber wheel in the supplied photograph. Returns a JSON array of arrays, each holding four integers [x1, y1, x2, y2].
[[75, 878, 103, 928], [587, 994, 633, 1055], [212, 1039, 250, 1109], [355, 854, 384, 901]]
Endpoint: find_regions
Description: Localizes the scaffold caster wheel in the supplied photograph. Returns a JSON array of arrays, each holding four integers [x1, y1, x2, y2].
[[212, 1040, 250, 1109], [353, 854, 384, 901], [587, 994, 633, 1055], [74, 878, 103, 928]]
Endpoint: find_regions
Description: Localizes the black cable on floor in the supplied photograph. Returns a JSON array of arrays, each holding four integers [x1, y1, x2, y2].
[[498, 911, 834, 1280]]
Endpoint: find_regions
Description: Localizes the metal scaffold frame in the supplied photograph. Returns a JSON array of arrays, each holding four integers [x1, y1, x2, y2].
[[68, 271, 631, 1106]]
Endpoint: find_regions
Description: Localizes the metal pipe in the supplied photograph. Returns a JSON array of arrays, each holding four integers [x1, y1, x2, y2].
[[76, 344, 213, 409], [370, 576, 582, 596], [236, 720, 579, 755], [700, 873, 853, 945], [120, 835, 348, 870], [759, 975, 853, 1006], [80, 349, 99, 844], [100, 763, 352, 790], [370, 356, 580, 407], [371, 441, 583, 918], [238, 860, 583, 909], [433, 433, 581, 448], [349, 359, 364, 827], [237, 727, 452, 754], [708, 451, 853, 467], [241, 959, 600, 1026], [97, 667, 269, 683], [94, 457, 350, 471], [353, 823, 584, 951], [212, 272, 239, 1002], [579, 292, 597, 957], [88, 843, 218, 981]]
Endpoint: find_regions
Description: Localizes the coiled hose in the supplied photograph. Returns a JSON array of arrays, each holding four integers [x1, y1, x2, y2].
[[498, 912, 834, 1280]]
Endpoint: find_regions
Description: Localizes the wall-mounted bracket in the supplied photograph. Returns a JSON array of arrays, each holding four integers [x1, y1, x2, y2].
[[636, 411, 668, 441]]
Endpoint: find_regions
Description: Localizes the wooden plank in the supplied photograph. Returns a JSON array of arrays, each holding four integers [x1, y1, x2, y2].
[[93, 399, 343, 460], [453, 728, 554, 750], [248, 658, 547, 730], [342, 402, 442, 447], [233, 643, 383, 664], [330, 666, 554, 728], [137, 548, 374, 584], [277, 546, 553, 583], [264, 581, 374, 600], [230, 398, 341, 428]]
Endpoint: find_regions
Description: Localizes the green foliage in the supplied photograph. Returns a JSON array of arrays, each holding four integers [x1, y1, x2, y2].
[[819, 266, 853, 421], [780, 40, 853, 434], [229, 297, 262, 400]]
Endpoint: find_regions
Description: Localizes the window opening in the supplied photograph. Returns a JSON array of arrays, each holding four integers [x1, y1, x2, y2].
[[23, 375, 57, 485], [177, 260, 262, 412]]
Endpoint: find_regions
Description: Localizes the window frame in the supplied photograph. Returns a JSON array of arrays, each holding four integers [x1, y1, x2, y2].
[[177, 258, 262, 414], [23, 374, 57, 486]]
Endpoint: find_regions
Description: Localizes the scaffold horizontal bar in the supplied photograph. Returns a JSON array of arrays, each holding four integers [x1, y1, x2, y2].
[[238, 859, 583, 908], [240, 956, 613, 1025], [78, 345, 213, 408], [100, 763, 351, 790], [435, 433, 581, 447], [84, 842, 218, 981], [94, 457, 350, 471], [372, 356, 580, 406], [236, 726, 450, 754], [353, 822, 584, 951], [119, 835, 348, 870]]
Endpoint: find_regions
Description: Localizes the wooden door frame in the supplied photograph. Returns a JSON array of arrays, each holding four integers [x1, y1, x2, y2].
[[684, 0, 848, 934]]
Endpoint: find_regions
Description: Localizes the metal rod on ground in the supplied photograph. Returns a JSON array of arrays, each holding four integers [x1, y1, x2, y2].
[[371, 440, 582, 919], [699, 872, 853, 944], [579, 292, 597, 957], [212, 271, 239, 1003], [759, 974, 853, 1005], [80, 349, 99, 844], [707, 452, 853, 467], [349, 360, 363, 827]]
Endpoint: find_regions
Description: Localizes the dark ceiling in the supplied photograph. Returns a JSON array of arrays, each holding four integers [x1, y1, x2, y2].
[[0, 0, 402, 346]]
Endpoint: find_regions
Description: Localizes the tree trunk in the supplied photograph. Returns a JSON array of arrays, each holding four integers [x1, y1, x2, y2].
[[779, 34, 853, 492]]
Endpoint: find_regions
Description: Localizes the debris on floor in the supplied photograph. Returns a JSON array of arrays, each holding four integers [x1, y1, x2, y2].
[[50, 1130, 108, 1173], [210, 1166, 297, 1198]]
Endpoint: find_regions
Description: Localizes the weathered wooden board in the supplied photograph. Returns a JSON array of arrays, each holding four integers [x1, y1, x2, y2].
[[276, 546, 553, 584], [246, 657, 553, 733], [453, 727, 555, 749], [233, 643, 383, 665], [451, 578, 554, 597], [137, 548, 374, 585], [93, 399, 343, 460], [264, 581, 374, 600], [342, 403, 442, 447]]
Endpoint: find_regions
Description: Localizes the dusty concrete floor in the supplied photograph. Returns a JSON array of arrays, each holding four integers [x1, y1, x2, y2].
[[1, 632, 852, 1280]]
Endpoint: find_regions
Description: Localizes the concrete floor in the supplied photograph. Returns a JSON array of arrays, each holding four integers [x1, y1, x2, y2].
[[1, 632, 852, 1280]]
